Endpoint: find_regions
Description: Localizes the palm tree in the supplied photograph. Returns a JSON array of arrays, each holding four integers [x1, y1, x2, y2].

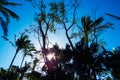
[[20, 44, 36, 68], [7, 34, 34, 73], [81, 16, 93, 48], [0, 0, 21, 36], [81, 16, 113, 47]]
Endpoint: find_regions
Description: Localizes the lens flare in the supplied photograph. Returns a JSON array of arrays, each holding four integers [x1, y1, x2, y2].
[[46, 53, 55, 61]]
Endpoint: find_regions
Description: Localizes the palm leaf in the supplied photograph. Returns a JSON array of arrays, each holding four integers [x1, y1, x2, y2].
[[105, 13, 120, 20], [1, 36, 15, 46], [90, 17, 104, 28], [81, 16, 93, 31], [26, 53, 33, 58], [0, 17, 8, 36], [94, 23, 113, 32], [1, 7, 10, 23], [2, 7, 20, 20], [0, 0, 20, 36], [1, 1, 21, 6]]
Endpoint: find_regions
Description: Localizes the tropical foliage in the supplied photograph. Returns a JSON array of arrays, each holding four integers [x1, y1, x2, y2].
[[0, 0, 20, 36], [7, 33, 36, 74], [0, 0, 120, 80]]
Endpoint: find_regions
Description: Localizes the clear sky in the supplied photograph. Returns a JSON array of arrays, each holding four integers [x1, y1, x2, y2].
[[0, 0, 120, 69]]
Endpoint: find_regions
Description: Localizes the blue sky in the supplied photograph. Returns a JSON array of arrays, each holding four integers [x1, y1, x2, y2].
[[0, 0, 120, 69]]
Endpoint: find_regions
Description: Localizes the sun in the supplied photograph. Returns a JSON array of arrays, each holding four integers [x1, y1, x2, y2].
[[46, 53, 56, 61], [112, 47, 115, 51]]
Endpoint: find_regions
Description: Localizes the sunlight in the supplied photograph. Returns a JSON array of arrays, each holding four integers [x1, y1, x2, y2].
[[46, 53, 56, 61], [112, 47, 115, 51]]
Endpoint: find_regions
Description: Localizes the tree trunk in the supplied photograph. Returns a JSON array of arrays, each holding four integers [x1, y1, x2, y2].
[[7, 48, 19, 74], [20, 55, 25, 68], [66, 30, 74, 51], [84, 30, 88, 48]]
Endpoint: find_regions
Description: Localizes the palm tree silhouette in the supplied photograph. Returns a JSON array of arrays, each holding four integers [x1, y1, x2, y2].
[[81, 16, 113, 47], [7, 34, 34, 74], [0, 0, 20, 36], [20, 41, 36, 68]]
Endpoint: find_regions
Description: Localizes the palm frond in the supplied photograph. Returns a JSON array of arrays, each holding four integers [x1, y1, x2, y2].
[[94, 23, 113, 31], [1, 1, 21, 6], [29, 46, 36, 51], [81, 16, 86, 28], [1, 36, 15, 46], [105, 13, 120, 20], [2, 7, 20, 20], [0, 0, 21, 36], [81, 16, 93, 30], [90, 17, 104, 28], [1, 7, 10, 23], [26, 53, 33, 58], [0, 17, 8, 36]]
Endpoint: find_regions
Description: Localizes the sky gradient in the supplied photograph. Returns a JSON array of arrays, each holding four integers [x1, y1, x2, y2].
[[0, 0, 120, 69]]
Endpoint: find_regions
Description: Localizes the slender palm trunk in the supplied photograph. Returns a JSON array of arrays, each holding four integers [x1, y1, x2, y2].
[[20, 55, 25, 68], [84, 30, 88, 48], [7, 48, 19, 74], [19, 56, 25, 80]]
